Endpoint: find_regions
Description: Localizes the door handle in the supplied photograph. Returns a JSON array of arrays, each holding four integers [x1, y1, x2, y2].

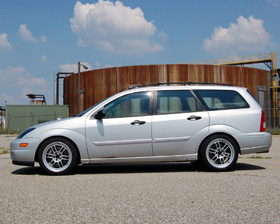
[[187, 115, 202, 121], [131, 120, 146, 126]]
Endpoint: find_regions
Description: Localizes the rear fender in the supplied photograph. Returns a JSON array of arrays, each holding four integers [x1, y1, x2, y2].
[[196, 125, 242, 154]]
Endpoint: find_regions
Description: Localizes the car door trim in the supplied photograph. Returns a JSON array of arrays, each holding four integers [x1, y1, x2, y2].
[[94, 139, 152, 146], [153, 136, 191, 143]]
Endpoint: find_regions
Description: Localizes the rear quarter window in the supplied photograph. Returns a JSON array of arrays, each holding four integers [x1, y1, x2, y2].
[[194, 90, 249, 111]]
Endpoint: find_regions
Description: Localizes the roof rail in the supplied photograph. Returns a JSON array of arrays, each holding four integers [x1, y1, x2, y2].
[[129, 82, 231, 89]]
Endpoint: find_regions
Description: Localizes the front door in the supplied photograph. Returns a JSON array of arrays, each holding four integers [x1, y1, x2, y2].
[[86, 91, 153, 158]]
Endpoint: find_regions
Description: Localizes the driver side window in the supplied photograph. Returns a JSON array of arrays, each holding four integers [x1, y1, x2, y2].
[[104, 92, 151, 118]]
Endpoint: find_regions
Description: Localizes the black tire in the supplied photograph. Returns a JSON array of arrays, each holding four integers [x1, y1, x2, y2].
[[38, 138, 78, 175], [199, 134, 238, 171]]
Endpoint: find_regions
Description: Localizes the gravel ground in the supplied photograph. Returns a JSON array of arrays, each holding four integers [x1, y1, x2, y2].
[[0, 135, 279, 223], [0, 135, 16, 153]]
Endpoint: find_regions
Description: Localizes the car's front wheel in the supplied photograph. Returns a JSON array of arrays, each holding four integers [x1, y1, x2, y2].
[[38, 138, 78, 175], [199, 134, 238, 171]]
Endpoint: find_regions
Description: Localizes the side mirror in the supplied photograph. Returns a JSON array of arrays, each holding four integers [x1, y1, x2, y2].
[[94, 110, 106, 119]]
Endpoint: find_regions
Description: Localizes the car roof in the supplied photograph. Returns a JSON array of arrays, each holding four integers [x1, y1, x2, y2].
[[126, 84, 247, 92]]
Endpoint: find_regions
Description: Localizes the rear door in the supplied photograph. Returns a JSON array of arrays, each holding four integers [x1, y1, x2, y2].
[[152, 90, 209, 156]]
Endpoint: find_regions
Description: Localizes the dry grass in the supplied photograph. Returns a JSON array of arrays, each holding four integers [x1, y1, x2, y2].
[[0, 147, 10, 155]]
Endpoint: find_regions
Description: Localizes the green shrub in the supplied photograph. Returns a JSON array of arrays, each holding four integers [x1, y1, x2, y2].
[[267, 128, 280, 135]]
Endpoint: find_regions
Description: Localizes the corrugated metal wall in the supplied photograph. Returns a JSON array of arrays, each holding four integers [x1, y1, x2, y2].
[[5, 105, 69, 131], [63, 64, 270, 116]]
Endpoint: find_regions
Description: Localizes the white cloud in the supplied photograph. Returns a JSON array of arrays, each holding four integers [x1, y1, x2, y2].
[[0, 33, 12, 50], [0, 66, 49, 104], [158, 31, 168, 42], [203, 16, 273, 55], [18, 24, 37, 42], [59, 62, 92, 73], [70, 0, 165, 54], [18, 24, 47, 43], [94, 61, 117, 69], [41, 55, 47, 62], [19, 77, 47, 86], [0, 66, 46, 86], [268, 0, 280, 6], [40, 36, 47, 42], [21, 88, 34, 100], [1, 93, 16, 104], [0, 66, 26, 82]]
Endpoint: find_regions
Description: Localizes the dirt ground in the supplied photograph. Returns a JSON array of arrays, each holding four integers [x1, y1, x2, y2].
[[0, 135, 16, 153]]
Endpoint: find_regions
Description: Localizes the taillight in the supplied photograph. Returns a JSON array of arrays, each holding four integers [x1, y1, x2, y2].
[[260, 110, 266, 132]]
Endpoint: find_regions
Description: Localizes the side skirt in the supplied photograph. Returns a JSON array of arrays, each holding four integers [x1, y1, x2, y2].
[[81, 154, 198, 164]]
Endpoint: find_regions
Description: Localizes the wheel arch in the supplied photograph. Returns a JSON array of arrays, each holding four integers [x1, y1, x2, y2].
[[198, 132, 241, 157], [35, 136, 81, 164]]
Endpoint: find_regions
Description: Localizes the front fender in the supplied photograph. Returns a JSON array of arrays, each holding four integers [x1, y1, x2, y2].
[[35, 129, 89, 163]]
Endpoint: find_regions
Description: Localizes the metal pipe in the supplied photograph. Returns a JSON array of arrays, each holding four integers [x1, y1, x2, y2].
[[56, 73, 60, 105], [56, 72, 74, 105], [78, 62, 81, 114], [77, 62, 88, 113]]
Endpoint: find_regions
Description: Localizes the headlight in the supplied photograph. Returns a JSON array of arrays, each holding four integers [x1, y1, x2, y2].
[[17, 127, 36, 139]]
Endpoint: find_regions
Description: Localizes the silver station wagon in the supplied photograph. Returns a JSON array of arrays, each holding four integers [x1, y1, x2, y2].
[[10, 83, 272, 174]]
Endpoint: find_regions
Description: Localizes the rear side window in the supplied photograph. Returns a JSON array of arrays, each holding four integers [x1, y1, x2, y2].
[[194, 90, 249, 111], [156, 90, 200, 114]]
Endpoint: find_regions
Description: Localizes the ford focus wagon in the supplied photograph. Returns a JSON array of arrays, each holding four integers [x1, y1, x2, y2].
[[10, 83, 272, 174]]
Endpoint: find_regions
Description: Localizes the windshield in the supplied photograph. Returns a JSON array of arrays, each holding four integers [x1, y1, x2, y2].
[[76, 92, 121, 117], [76, 99, 106, 117]]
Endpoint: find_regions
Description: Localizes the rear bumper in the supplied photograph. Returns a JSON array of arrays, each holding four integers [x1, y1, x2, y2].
[[236, 132, 272, 155]]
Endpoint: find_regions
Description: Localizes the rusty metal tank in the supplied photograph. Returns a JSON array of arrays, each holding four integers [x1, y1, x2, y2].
[[63, 64, 270, 116]]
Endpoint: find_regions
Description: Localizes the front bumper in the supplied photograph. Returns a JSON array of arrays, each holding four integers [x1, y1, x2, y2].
[[235, 132, 272, 155], [12, 160, 34, 167], [10, 137, 40, 166]]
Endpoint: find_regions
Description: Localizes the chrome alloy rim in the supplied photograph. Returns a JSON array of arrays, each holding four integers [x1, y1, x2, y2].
[[42, 142, 72, 173], [206, 138, 235, 169]]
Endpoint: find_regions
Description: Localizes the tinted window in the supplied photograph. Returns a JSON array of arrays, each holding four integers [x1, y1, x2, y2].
[[194, 90, 249, 110], [104, 92, 151, 118], [156, 90, 199, 114]]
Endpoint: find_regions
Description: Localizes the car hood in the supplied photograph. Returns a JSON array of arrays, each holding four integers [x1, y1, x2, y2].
[[32, 117, 77, 129], [23, 117, 86, 138]]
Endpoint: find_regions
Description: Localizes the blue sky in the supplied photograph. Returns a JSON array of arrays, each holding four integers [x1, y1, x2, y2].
[[0, 0, 279, 105]]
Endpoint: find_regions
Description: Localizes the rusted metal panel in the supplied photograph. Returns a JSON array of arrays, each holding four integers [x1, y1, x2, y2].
[[64, 64, 270, 116], [65, 74, 78, 116]]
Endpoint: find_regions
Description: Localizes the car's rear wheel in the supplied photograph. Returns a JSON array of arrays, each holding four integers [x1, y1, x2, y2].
[[38, 138, 78, 175], [199, 134, 238, 171]]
